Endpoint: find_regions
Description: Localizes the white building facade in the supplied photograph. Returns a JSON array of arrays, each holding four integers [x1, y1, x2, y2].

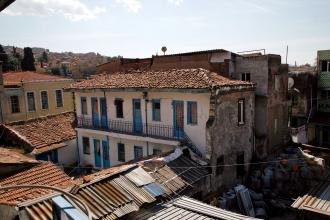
[[67, 69, 255, 172]]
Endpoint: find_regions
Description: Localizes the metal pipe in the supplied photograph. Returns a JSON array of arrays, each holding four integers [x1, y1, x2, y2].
[[0, 184, 92, 220]]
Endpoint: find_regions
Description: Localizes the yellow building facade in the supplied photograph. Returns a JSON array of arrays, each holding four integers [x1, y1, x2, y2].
[[0, 71, 74, 123]]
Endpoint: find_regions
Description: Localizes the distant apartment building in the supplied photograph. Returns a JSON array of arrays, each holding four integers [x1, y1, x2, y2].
[[0, 65, 74, 123], [97, 49, 289, 159], [314, 50, 330, 147], [67, 68, 256, 189]]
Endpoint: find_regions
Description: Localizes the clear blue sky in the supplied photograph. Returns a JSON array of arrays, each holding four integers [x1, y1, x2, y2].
[[1, 0, 329, 65]]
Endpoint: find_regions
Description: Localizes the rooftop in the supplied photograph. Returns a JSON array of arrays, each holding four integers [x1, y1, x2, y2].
[[3, 71, 72, 86], [154, 49, 230, 57], [0, 113, 76, 154], [134, 196, 260, 220], [0, 147, 38, 165], [0, 162, 74, 206], [68, 68, 254, 91], [292, 173, 330, 216]]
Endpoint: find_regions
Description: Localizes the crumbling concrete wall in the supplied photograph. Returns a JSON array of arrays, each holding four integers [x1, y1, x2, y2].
[[207, 90, 255, 191], [234, 55, 289, 159]]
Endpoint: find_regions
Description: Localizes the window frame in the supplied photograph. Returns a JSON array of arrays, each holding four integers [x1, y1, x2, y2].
[[115, 98, 124, 118], [238, 99, 245, 125], [40, 90, 49, 110], [10, 95, 20, 113], [187, 101, 198, 125], [81, 96, 87, 115], [26, 91, 36, 112], [82, 137, 90, 155], [117, 143, 125, 162], [55, 89, 64, 108], [134, 145, 143, 159], [241, 73, 251, 82], [152, 99, 161, 121]]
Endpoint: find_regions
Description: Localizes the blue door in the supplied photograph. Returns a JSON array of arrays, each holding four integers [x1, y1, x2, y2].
[[100, 97, 108, 128], [133, 99, 143, 133], [91, 97, 99, 127], [173, 100, 184, 137], [94, 139, 101, 167], [102, 139, 110, 168]]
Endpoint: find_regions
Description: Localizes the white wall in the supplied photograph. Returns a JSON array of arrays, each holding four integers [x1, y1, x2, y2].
[[77, 128, 175, 167], [74, 91, 210, 155], [57, 139, 77, 165]]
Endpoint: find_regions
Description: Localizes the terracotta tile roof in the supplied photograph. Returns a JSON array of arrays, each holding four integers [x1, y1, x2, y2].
[[68, 68, 254, 90], [2, 113, 76, 154], [0, 162, 74, 205], [0, 147, 38, 164], [3, 71, 72, 86]]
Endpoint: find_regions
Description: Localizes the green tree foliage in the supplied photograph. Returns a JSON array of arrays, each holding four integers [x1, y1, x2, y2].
[[51, 67, 61, 75], [0, 44, 9, 72], [21, 47, 36, 71]]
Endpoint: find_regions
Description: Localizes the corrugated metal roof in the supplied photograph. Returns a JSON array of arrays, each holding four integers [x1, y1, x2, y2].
[[125, 166, 155, 186], [25, 200, 52, 220], [134, 196, 260, 220], [291, 173, 330, 216], [143, 183, 167, 197], [112, 175, 156, 206], [318, 50, 330, 60]]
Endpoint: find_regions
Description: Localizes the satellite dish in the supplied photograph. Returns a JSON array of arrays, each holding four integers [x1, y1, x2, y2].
[[288, 77, 294, 89]]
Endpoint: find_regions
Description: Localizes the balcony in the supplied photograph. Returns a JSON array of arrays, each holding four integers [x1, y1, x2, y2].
[[76, 116, 202, 157], [318, 72, 330, 88]]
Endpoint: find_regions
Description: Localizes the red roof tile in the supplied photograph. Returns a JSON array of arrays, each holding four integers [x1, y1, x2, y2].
[[0, 163, 74, 205], [0, 147, 39, 164], [68, 68, 254, 90], [3, 71, 72, 86], [2, 113, 76, 154]]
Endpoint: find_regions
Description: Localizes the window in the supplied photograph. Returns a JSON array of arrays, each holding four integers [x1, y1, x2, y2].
[[26, 92, 36, 112], [321, 60, 330, 72], [152, 99, 161, 121], [238, 99, 245, 125], [274, 75, 280, 92], [115, 99, 123, 118], [216, 155, 224, 175], [81, 97, 87, 115], [82, 137, 90, 154], [241, 73, 251, 82], [187, 101, 198, 124], [103, 142, 109, 161], [10, 95, 20, 113], [117, 143, 125, 162], [274, 118, 278, 134], [40, 91, 48, 110], [321, 90, 330, 100], [134, 146, 143, 159], [236, 152, 245, 177], [153, 148, 162, 155], [55, 90, 63, 107]]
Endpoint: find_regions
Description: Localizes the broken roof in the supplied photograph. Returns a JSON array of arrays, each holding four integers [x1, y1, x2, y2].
[[291, 173, 330, 216], [3, 71, 72, 86], [67, 68, 254, 91], [0, 113, 76, 155], [0, 162, 74, 206]]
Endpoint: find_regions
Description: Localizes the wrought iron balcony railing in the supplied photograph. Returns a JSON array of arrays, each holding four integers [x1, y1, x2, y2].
[[76, 116, 203, 157]]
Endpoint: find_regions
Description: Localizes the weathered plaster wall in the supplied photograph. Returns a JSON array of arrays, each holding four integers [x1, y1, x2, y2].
[[207, 90, 255, 191]]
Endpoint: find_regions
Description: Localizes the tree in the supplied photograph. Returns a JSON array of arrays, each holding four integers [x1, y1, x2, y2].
[[42, 51, 48, 63], [0, 44, 9, 72], [21, 47, 36, 71], [51, 67, 61, 75], [161, 46, 167, 55]]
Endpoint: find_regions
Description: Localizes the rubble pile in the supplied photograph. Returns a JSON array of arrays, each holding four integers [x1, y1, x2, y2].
[[215, 147, 325, 219]]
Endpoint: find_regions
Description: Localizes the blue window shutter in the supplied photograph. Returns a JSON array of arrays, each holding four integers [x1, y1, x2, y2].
[[152, 99, 156, 121], [81, 97, 86, 115], [187, 101, 191, 124]]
